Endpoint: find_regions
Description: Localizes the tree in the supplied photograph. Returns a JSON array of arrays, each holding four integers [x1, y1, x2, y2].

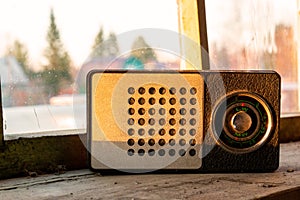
[[130, 36, 157, 63], [90, 27, 119, 58], [90, 26, 104, 58], [123, 36, 157, 70], [6, 40, 32, 77], [105, 32, 119, 57], [42, 9, 72, 96]]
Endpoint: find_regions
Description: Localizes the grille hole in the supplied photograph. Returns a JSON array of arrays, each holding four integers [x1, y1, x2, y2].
[[159, 87, 166, 94], [148, 139, 155, 146], [158, 139, 166, 146], [169, 118, 176, 126], [158, 149, 165, 156], [138, 98, 145, 105], [138, 139, 145, 146], [169, 129, 176, 136], [149, 98, 156, 105], [148, 128, 155, 136], [190, 108, 197, 115], [159, 98, 166, 105], [128, 149, 134, 156], [159, 108, 166, 115], [138, 118, 145, 125], [190, 118, 196, 126], [128, 128, 135, 136], [179, 149, 186, 156], [138, 87, 145, 94], [169, 108, 176, 115], [189, 129, 196, 136], [159, 129, 166, 136], [169, 87, 176, 95], [128, 87, 135, 94], [180, 87, 187, 95], [148, 108, 155, 115], [169, 98, 176, 105], [128, 97, 135, 105], [169, 149, 176, 156], [128, 118, 134, 125], [138, 129, 145, 136], [138, 149, 145, 156], [190, 87, 197, 95], [149, 87, 156, 94], [169, 139, 175, 146], [128, 108, 135, 115], [138, 108, 145, 115], [180, 98, 187, 105], [179, 139, 186, 146], [179, 108, 186, 115], [179, 118, 186, 126], [179, 129, 186, 136], [127, 139, 135, 146], [148, 149, 155, 156], [190, 98, 197, 105], [159, 118, 166, 125], [148, 118, 155, 125], [189, 139, 196, 146], [189, 149, 196, 156]]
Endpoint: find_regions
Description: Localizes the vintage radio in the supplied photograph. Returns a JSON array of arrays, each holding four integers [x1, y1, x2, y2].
[[87, 70, 280, 173]]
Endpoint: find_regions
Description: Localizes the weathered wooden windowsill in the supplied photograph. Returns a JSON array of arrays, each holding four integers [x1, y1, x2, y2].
[[0, 141, 299, 200]]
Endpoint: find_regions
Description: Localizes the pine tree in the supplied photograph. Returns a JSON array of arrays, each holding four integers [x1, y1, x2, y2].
[[6, 40, 32, 77], [90, 26, 104, 58], [90, 27, 119, 58], [42, 9, 72, 96], [130, 36, 157, 63], [105, 32, 119, 57]]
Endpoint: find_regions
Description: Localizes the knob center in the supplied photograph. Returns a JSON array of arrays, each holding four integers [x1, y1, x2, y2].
[[230, 111, 252, 134]]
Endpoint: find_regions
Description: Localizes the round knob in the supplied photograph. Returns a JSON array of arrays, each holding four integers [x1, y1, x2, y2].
[[230, 111, 252, 134]]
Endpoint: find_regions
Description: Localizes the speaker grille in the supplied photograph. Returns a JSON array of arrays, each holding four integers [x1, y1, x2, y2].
[[90, 72, 204, 170], [126, 85, 199, 158]]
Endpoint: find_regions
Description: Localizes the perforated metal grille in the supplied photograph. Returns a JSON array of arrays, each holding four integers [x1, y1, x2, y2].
[[126, 85, 199, 157], [90, 72, 203, 170]]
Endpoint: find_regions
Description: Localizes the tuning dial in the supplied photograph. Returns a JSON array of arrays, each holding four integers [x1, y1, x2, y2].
[[212, 92, 273, 153]]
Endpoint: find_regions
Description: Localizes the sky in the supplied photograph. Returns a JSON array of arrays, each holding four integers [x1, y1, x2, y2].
[[0, 0, 179, 69], [0, 0, 298, 70]]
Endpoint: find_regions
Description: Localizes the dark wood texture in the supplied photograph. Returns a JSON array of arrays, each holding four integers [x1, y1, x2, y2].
[[197, 0, 210, 69], [280, 115, 300, 142], [0, 134, 88, 179]]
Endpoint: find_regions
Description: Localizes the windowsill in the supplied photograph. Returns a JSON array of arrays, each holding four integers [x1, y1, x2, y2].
[[281, 112, 300, 118], [3, 128, 86, 141], [0, 141, 299, 200], [3, 103, 86, 135]]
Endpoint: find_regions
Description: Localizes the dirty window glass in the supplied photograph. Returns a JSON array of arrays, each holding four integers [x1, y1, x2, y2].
[[206, 0, 298, 114], [1, 0, 298, 136], [0, 0, 179, 135]]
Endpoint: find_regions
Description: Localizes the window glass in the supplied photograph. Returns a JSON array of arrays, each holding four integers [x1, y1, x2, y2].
[[0, 0, 179, 134], [1, 0, 297, 135], [206, 0, 298, 114]]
